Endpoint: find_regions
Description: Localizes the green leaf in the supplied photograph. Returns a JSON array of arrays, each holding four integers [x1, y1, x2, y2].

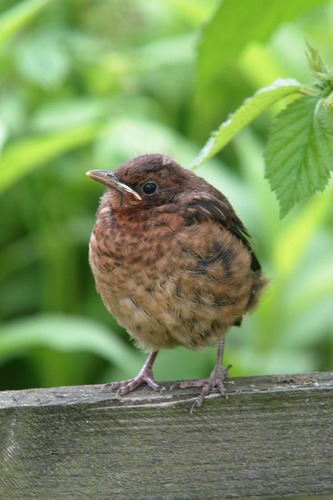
[[197, 0, 328, 99], [0, 315, 140, 372], [16, 32, 69, 89], [0, 0, 52, 49], [0, 123, 102, 193], [306, 41, 329, 76], [305, 41, 333, 97], [265, 96, 333, 217], [192, 78, 302, 167]]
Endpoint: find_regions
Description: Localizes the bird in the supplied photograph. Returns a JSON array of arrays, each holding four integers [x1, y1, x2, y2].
[[87, 153, 266, 412]]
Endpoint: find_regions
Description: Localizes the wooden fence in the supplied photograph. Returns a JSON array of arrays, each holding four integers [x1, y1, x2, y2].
[[1, 372, 332, 499]]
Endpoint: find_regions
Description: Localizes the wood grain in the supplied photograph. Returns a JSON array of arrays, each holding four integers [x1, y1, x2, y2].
[[1, 372, 332, 499]]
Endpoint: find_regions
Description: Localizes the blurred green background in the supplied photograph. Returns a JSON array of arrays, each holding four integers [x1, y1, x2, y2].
[[0, 0, 332, 391]]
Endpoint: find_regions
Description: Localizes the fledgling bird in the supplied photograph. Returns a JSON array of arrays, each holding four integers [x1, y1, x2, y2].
[[87, 154, 266, 411]]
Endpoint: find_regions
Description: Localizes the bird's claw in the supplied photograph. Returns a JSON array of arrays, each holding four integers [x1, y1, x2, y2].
[[172, 364, 232, 412], [105, 373, 164, 396], [104, 351, 164, 397]]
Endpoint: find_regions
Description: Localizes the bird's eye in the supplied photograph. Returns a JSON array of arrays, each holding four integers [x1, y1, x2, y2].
[[142, 182, 157, 195]]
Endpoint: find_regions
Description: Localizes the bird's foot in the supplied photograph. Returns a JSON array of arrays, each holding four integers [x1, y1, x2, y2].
[[172, 364, 232, 413], [106, 372, 162, 396], [105, 351, 163, 397]]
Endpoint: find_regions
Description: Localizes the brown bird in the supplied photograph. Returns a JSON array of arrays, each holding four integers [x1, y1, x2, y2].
[[87, 154, 266, 411]]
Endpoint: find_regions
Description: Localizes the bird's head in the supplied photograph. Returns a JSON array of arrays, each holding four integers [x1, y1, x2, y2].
[[86, 154, 205, 211]]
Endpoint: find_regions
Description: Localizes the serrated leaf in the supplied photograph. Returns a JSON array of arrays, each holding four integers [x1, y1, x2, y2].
[[305, 41, 333, 97], [306, 41, 329, 76], [192, 79, 302, 167], [265, 96, 333, 217]]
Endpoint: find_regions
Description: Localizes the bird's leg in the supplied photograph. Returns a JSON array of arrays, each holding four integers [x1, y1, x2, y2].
[[172, 337, 231, 412], [105, 351, 163, 396]]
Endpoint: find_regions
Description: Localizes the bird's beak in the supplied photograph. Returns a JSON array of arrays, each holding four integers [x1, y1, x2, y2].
[[86, 170, 142, 200]]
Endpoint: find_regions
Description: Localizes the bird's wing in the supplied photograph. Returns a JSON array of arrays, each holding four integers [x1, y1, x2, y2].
[[182, 194, 261, 273]]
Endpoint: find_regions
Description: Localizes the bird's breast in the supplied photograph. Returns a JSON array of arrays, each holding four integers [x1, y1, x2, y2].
[[89, 209, 255, 352]]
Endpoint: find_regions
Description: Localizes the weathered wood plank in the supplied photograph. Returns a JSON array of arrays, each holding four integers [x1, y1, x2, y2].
[[0, 372, 332, 499]]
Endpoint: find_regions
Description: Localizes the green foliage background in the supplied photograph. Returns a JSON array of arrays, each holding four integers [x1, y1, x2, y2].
[[0, 0, 332, 391]]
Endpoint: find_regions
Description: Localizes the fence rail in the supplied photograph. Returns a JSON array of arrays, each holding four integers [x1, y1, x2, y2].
[[1, 372, 332, 498]]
